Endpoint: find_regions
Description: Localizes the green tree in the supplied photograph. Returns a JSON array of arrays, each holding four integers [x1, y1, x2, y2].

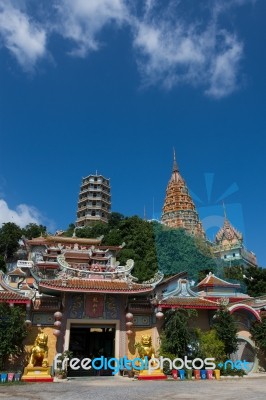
[[118, 216, 157, 281], [0, 303, 28, 370], [244, 266, 266, 297], [63, 223, 75, 237], [153, 222, 217, 282], [0, 223, 22, 261], [212, 305, 238, 356], [223, 265, 244, 282], [22, 223, 47, 239], [250, 316, 266, 353], [196, 328, 225, 361], [159, 309, 197, 358], [0, 255, 6, 273]]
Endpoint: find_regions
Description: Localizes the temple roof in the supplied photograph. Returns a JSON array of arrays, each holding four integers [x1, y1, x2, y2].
[[0, 291, 31, 303], [0, 271, 32, 303], [197, 272, 241, 289], [39, 278, 153, 294], [159, 297, 218, 309], [158, 278, 219, 309], [27, 235, 102, 246], [215, 218, 243, 244], [7, 267, 26, 277], [157, 271, 187, 287]]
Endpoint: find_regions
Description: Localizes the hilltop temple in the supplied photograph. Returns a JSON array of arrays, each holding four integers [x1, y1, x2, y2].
[[0, 158, 263, 377], [161, 153, 257, 268]]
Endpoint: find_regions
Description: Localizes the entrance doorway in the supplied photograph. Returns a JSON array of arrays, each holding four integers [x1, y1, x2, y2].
[[69, 324, 116, 376]]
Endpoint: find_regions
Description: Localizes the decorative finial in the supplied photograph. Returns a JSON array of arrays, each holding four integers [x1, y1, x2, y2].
[[173, 147, 178, 172]]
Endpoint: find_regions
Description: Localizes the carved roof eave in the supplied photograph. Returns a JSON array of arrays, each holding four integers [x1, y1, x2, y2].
[[162, 279, 199, 300], [56, 255, 135, 279], [156, 271, 188, 287], [0, 271, 34, 301], [143, 271, 164, 288]]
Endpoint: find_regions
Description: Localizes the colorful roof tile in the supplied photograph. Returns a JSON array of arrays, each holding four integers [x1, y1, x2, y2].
[[160, 297, 218, 309], [0, 291, 30, 303], [39, 278, 153, 294], [197, 272, 240, 288]]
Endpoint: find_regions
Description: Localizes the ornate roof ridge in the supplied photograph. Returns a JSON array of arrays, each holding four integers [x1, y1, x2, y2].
[[27, 235, 102, 245], [215, 218, 243, 243]]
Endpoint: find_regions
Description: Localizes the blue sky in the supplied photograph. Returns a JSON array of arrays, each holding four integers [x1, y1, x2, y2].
[[0, 0, 265, 266]]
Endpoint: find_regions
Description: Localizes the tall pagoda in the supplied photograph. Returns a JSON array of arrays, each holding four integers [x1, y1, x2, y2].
[[76, 173, 111, 226], [161, 151, 205, 237]]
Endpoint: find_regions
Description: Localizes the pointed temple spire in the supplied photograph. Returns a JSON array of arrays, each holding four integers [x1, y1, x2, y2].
[[222, 201, 227, 220], [161, 154, 205, 238], [173, 147, 178, 172]]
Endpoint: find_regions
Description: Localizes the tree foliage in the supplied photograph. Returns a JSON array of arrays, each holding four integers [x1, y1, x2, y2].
[[0, 303, 28, 370], [0, 222, 47, 271], [196, 328, 225, 361], [153, 222, 217, 281], [244, 266, 266, 297], [212, 305, 238, 356], [0, 223, 23, 261], [22, 223, 47, 240], [250, 316, 266, 353], [159, 309, 198, 358]]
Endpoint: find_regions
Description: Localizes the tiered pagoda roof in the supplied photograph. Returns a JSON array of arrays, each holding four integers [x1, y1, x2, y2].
[[161, 152, 205, 237], [215, 218, 243, 245]]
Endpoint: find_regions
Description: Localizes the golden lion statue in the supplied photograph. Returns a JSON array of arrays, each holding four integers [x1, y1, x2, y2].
[[28, 332, 49, 368], [135, 335, 155, 360]]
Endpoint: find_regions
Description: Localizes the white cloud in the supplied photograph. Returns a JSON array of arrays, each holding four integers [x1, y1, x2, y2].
[[54, 0, 128, 56], [0, 199, 43, 227], [0, 0, 46, 71], [206, 33, 243, 98], [132, 2, 244, 98], [0, 0, 256, 97]]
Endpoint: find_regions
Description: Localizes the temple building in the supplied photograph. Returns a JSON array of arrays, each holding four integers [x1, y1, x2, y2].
[[213, 216, 257, 268], [0, 160, 263, 377], [161, 152, 205, 238], [76, 174, 111, 226], [1, 233, 265, 376]]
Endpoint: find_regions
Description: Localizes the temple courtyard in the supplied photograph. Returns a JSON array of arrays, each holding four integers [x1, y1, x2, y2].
[[1, 376, 266, 400]]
